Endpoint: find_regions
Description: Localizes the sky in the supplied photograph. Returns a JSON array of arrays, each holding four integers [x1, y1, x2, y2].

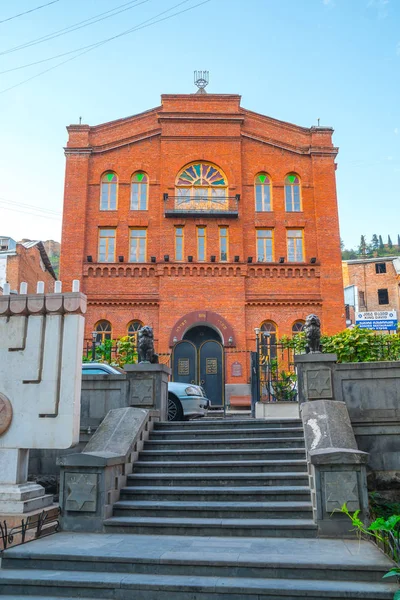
[[0, 0, 399, 250]]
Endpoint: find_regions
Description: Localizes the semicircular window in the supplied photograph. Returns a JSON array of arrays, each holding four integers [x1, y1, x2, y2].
[[175, 162, 228, 211]]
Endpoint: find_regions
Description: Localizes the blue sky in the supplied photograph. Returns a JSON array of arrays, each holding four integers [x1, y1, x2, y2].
[[0, 0, 399, 249]]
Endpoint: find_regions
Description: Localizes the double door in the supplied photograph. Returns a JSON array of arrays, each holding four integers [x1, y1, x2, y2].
[[172, 340, 224, 407]]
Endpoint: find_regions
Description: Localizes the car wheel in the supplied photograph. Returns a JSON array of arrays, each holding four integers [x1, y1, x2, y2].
[[168, 394, 184, 421]]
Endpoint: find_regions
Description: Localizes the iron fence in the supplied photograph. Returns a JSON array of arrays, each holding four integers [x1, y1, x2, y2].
[[0, 507, 60, 552]]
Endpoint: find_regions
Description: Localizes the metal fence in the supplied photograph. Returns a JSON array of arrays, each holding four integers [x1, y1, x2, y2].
[[0, 508, 60, 552], [257, 339, 297, 404]]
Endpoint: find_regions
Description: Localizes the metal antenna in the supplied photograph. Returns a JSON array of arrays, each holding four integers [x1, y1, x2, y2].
[[79, 116, 82, 124], [194, 71, 209, 94], [317, 118, 320, 126]]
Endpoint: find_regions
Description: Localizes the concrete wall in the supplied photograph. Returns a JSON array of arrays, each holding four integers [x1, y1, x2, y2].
[[29, 374, 128, 477], [332, 361, 400, 490]]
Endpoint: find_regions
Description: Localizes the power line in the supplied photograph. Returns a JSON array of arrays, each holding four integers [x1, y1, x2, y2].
[[0, 197, 61, 216], [0, 1, 60, 24], [0, 0, 211, 95], [0, 0, 147, 56], [0, 205, 61, 220]]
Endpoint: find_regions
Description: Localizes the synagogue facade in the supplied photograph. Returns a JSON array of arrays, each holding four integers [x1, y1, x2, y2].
[[60, 89, 344, 405]]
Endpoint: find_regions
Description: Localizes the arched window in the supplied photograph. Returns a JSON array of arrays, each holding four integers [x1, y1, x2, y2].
[[255, 173, 271, 211], [175, 162, 228, 210], [292, 320, 305, 335], [285, 173, 301, 212], [131, 172, 148, 210], [94, 320, 112, 343], [127, 320, 143, 336], [100, 172, 117, 210], [260, 321, 277, 360]]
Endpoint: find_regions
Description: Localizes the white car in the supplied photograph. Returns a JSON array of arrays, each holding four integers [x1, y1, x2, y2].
[[82, 363, 210, 421]]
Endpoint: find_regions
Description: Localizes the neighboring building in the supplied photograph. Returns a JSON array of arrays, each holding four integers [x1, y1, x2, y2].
[[342, 257, 400, 324], [60, 86, 345, 405], [0, 236, 57, 293]]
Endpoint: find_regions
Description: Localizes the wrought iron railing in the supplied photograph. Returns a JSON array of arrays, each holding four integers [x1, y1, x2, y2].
[[164, 193, 240, 217], [0, 507, 60, 551]]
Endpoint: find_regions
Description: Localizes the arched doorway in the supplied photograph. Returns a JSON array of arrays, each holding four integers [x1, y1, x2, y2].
[[172, 324, 224, 407]]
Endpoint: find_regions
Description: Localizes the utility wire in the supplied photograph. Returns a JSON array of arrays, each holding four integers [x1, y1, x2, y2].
[[0, 205, 61, 220], [0, 0, 211, 94], [0, 197, 61, 215], [0, 0, 60, 24], [0, 0, 147, 56]]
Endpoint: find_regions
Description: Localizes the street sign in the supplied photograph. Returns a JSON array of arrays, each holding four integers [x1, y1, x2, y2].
[[355, 310, 398, 331]]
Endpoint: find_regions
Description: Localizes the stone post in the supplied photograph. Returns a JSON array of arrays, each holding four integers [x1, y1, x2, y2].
[[295, 353, 337, 404], [124, 364, 170, 421]]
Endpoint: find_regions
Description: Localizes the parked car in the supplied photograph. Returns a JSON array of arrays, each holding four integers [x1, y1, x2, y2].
[[81, 363, 210, 421]]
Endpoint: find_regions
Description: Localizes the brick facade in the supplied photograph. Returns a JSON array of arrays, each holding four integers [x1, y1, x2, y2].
[[0, 240, 56, 294], [60, 92, 345, 386], [343, 258, 400, 315]]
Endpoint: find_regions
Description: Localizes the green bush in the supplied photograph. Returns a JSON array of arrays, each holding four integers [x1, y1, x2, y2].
[[281, 327, 400, 363]]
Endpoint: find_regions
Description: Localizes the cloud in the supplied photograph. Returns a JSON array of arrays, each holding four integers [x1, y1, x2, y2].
[[367, 0, 390, 19]]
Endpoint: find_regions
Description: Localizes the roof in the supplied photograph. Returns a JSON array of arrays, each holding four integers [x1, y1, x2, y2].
[[20, 240, 57, 280], [342, 256, 400, 266]]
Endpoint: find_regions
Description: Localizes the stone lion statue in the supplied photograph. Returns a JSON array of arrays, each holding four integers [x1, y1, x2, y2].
[[304, 314, 322, 353], [138, 326, 159, 364]]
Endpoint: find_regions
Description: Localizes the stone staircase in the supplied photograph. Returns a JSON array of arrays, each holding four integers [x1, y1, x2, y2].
[[0, 418, 397, 599], [104, 417, 316, 538]]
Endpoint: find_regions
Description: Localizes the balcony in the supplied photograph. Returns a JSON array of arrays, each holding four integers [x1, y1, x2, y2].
[[164, 193, 239, 218]]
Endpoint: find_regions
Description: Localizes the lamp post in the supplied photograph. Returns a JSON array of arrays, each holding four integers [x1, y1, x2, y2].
[[91, 331, 97, 362]]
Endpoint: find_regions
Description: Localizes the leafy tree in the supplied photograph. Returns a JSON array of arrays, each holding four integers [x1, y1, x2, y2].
[[358, 235, 370, 257], [398, 234, 400, 249], [379, 235, 384, 250], [388, 235, 393, 249], [371, 234, 379, 250], [342, 248, 357, 260]]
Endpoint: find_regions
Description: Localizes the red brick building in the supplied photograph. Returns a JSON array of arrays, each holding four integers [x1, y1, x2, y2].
[[0, 237, 56, 295], [60, 89, 345, 405]]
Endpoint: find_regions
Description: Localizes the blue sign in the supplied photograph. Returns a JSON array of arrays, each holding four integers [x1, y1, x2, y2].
[[356, 319, 397, 331]]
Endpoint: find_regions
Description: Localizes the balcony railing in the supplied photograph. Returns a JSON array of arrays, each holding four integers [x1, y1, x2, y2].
[[163, 194, 239, 217]]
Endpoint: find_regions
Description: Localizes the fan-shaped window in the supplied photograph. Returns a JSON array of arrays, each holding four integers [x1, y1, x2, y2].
[[292, 320, 305, 335], [175, 162, 228, 211], [94, 320, 112, 343], [260, 321, 277, 360], [255, 173, 271, 211], [100, 172, 118, 210], [127, 320, 143, 336], [285, 173, 301, 212], [131, 172, 148, 210]]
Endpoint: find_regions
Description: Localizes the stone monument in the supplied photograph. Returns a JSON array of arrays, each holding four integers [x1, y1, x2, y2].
[[0, 280, 86, 514]]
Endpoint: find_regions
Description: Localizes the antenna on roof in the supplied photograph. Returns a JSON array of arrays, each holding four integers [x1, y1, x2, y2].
[[317, 118, 320, 126], [194, 70, 209, 94], [79, 116, 82, 125]]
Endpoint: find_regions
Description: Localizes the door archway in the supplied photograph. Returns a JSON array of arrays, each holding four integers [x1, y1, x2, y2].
[[172, 324, 225, 407]]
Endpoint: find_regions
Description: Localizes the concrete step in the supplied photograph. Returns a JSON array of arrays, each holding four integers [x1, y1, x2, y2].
[[112, 500, 313, 519], [103, 515, 318, 537], [127, 472, 309, 487], [144, 436, 305, 450], [154, 418, 302, 430], [150, 427, 305, 440], [0, 569, 395, 599], [1, 533, 394, 586], [119, 485, 312, 502], [132, 458, 308, 473], [139, 447, 307, 461]]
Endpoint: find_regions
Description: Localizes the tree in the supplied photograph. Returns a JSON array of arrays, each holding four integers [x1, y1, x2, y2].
[[358, 235, 370, 258], [398, 234, 400, 249], [379, 235, 384, 250], [371, 234, 379, 250], [388, 235, 393, 249]]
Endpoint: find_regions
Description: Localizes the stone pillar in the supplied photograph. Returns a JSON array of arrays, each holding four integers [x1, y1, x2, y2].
[[301, 399, 370, 537], [124, 364, 170, 421], [295, 353, 337, 404], [0, 449, 51, 514]]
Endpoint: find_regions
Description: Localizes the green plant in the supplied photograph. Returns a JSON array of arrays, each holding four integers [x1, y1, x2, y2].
[[335, 503, 400, 598], [268, 359, 297, 401], [113, 335, 138, 368], [280, 328, 400, 363]]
